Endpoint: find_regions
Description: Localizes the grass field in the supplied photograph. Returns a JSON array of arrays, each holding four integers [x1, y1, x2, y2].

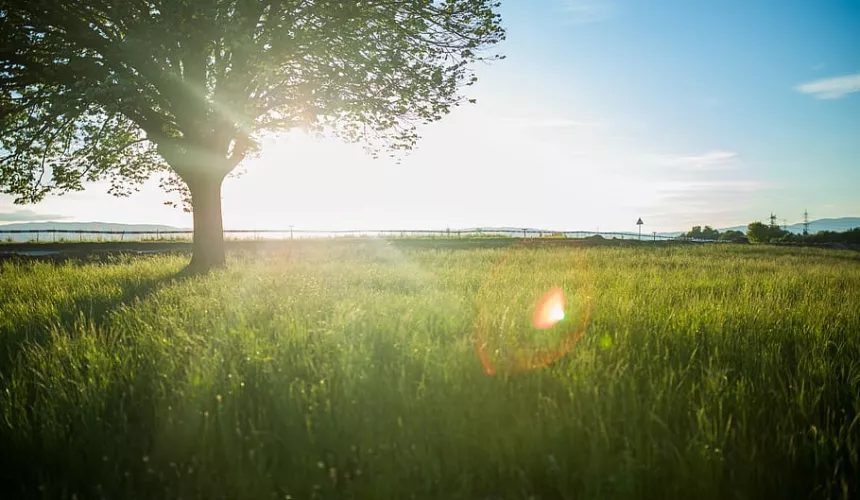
[[1, 241, 858, 499]]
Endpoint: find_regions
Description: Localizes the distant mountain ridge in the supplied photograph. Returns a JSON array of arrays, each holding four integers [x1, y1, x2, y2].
[[0, 221, 185, 232], [0, 221, 186, 242], [1, 217, 857, 241]]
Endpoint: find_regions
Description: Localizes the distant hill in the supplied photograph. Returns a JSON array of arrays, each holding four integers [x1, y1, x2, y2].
[[458, 227, 550, 235], [2, 218, 857, 243], [720, 217, 860, 235], [0, 221, 186, 242], [460, 227, 685, 239]]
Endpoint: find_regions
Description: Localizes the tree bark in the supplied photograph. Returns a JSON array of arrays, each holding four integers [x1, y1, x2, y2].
[[186, 173, 226, 273]]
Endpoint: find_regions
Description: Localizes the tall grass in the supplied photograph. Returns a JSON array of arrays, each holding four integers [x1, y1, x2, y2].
[[0, 242, 858, 499]]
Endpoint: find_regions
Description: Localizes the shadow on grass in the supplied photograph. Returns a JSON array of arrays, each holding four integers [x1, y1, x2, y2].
[[0, 263, 188, 378], [0, 258, 216, 499]]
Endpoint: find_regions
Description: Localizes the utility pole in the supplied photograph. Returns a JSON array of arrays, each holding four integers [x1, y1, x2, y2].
[[803, 209, 809, 236], [769, 213, 777, 228]]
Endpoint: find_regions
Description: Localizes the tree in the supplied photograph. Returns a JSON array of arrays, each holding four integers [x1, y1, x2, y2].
[[684, 225, 703, 239], [0, 0, 505, 271], [747, 222, 769, 243], [701, 225, 719, 240], [718, 229, 747, 243], [747, 221, 789, 243], [807, 228, 860, 245], [682, 225, 720, 240]]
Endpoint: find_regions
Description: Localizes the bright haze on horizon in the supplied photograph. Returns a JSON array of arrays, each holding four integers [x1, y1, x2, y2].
[[1, 0, 858, 233]]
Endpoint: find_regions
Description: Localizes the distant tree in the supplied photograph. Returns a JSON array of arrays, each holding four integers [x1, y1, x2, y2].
[[0, 1, 505, 271], [747, 221, 789, 243], [747, 222, 770, 243], [807, 228, 860, 245], [772, 227, 790, 241], [840, 228, 860, 244], [682, 225, 701, 239], [701, 225, 719, 240], [682, 225, 720, 240], [718, 229, 747, 243]]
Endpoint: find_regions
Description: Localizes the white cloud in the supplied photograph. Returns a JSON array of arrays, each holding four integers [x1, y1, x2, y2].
[[558, 0, 614, 24], [795, 73, 860, 99]]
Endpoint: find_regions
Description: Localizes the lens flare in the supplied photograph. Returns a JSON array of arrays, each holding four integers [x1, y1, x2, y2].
[[533, 287, 565, 329], [475, 243, 593, 376]]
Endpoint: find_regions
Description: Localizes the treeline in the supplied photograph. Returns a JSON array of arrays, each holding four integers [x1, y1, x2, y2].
[[747, 222, 860, 244], [680, 226, 747, 242], [680, 223, 860, 244]]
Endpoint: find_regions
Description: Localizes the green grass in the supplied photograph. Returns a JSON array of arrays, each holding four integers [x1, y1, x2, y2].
[[1, 241, 858, 499]]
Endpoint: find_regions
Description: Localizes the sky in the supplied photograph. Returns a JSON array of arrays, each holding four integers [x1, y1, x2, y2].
[[1, 0, 859, 233]]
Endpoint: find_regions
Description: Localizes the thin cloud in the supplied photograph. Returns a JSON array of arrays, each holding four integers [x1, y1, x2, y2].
[[663, 179, 768, 194], [0, 209, 71, 222], [558, 0, 614, 24], [656, 180, 771, 210], [795, 73, 860, 99], [648, 150, 741, 171], [652, 180, 770, 228]]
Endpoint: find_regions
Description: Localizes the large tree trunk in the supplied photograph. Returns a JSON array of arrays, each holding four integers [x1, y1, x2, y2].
[[186, 173, 226, 273]]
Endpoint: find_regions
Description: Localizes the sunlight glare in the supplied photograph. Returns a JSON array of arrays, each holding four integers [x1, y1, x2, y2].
[[533, 287, 565, 330], [550, 304, 565, 322]]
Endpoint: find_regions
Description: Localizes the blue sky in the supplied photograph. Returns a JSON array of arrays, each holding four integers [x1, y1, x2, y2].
[[1, 0, 858, 232]]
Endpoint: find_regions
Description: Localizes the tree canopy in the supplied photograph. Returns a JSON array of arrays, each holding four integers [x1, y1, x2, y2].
[[681, 225, 720, 240], [746, 221, 789, 243], [718, 229, 747, 243], [0, 0, 505, 270]]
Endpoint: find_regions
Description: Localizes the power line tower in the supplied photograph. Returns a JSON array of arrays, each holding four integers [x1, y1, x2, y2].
[[769, 213, 777, 228], [803, 209, 809, 236]]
